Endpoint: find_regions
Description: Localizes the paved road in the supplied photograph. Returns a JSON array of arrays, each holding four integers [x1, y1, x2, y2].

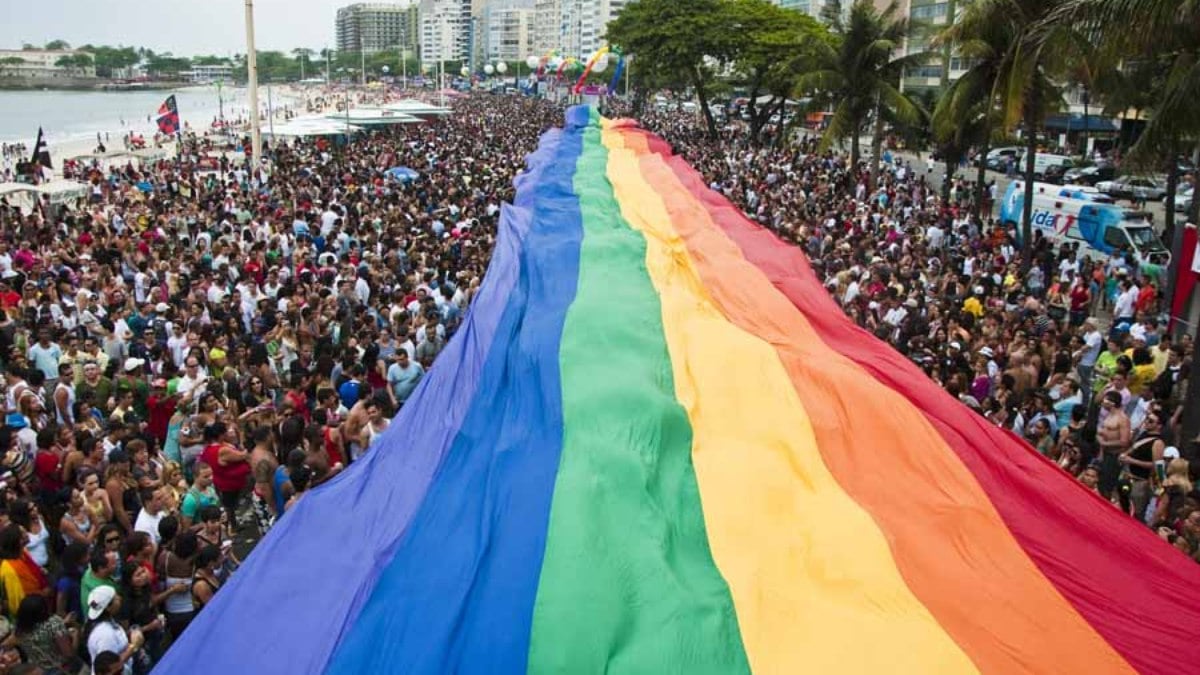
[[795, 130, 1172, 231], [892, 151, 1171, 229]]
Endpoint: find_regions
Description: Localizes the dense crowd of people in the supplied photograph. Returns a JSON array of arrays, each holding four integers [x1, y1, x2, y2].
[[0, 91, 560, 673], [0, 88, 1196, 673], [612, 100, 1198, 558]]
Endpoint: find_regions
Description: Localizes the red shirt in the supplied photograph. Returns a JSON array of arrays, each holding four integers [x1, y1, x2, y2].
[[33, 450, 64, 492], [146, 395, 176, 444], [322, 427, 344, 468], [200, 443, 251, 493], [0, 290, 20, 310], [1136, 285, 1156, 313], [284, 390, 311, 423], [1069, 284, 1090, 311]]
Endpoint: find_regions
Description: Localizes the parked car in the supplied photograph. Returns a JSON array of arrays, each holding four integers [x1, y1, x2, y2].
[[1096, 175, 1168, 201], [1043, 163, 1072, 184], [1174, 184, 1194, 212], [1062, 163, 1117, 186], [981, 146, 1021, 171]]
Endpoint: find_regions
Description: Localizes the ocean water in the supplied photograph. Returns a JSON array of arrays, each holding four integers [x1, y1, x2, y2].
[[0, 86, 300, 146]]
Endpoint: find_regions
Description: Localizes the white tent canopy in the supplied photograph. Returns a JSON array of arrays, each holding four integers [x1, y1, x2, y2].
[[380, 100, 452, 117], [36, 179, 89, 204], [0, 182, 42, 214], [324, 108, 424, 127], [0, 182, 35, 198], [268, 118, 365, 137]]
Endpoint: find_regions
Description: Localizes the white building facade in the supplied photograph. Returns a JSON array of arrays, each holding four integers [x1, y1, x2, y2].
[[419, 0, 474, 64], [336, 2, 419, 54], [0, 49, 96, 78], [531, 0, 626, 59], [481, 0, 536, 64]]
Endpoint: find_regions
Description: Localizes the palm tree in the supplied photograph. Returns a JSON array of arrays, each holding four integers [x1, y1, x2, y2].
[[293, 48, 313, 80], [1059, 0, 1200, 240], [1056, 0, 1200, 445], [798, 0, 924, 190], [934, 10, 1014, 219], [939, 0, 1071, 271]]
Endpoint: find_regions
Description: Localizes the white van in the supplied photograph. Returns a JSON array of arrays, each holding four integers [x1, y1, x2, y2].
[[1000, 181, 1171, 271], [1030, 153, 1075, 179]]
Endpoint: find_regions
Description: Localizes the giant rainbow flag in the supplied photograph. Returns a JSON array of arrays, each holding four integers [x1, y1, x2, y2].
[[157, 106, 1200, 674]]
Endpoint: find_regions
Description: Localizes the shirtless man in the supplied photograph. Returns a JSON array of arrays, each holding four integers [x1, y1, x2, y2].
[[343, 395, 390, 462], [1095, 391, 1131, 499], [248, 426, 279, 535]]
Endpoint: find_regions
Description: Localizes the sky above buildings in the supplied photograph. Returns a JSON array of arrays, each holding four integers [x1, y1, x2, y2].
[[1, 0, 377, 56]]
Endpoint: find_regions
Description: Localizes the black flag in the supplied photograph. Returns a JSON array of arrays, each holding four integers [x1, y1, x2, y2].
[[30, 127, 52, 169]]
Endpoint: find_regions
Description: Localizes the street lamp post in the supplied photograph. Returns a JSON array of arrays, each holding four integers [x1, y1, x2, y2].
[[267, 82, 274, 139], [243, 0, 262, 164]]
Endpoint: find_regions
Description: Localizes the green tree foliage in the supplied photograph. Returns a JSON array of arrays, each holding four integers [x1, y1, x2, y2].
[[54, 53, 94, 74], [0, 56, 25, 75], [43, 39, 71, 50], [1057, 0, 1200, 441], [727, 0, 831, 143], [606, 0, 742, 138], [940, 0, 1070, 270], [79, 45, 141, 77], [146, 53, 193, 78]]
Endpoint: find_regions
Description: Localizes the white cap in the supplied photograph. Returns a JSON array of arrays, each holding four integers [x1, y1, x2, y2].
[[1163, 446, 1181, 460], [87, 585, 116, 620], [123, 357, 145, 372], [1129, 324, 1147, 342]]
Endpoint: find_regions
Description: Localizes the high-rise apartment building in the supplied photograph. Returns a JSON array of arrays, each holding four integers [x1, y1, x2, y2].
[[531, 0, 627, 58], [419, 0, 473, 64], [336, 2, 419, 54], [532, 0, 561, 55], [481, 0, 536, 63], [897, 0, 964, 93]]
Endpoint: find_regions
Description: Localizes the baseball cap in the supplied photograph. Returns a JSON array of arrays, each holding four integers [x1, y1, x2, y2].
[[1163, 446, 1181, 460], [124, 357, 145, 372], [155, 302, 169, 313], [87, 585, 117, 620], [4, 413, 26, 430]]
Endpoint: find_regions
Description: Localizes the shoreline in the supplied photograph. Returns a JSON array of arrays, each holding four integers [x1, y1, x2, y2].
[[0, 79, 193, 92]]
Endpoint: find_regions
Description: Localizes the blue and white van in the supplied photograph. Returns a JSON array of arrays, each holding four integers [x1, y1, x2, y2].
[[1000, 181, 1172, 270]]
